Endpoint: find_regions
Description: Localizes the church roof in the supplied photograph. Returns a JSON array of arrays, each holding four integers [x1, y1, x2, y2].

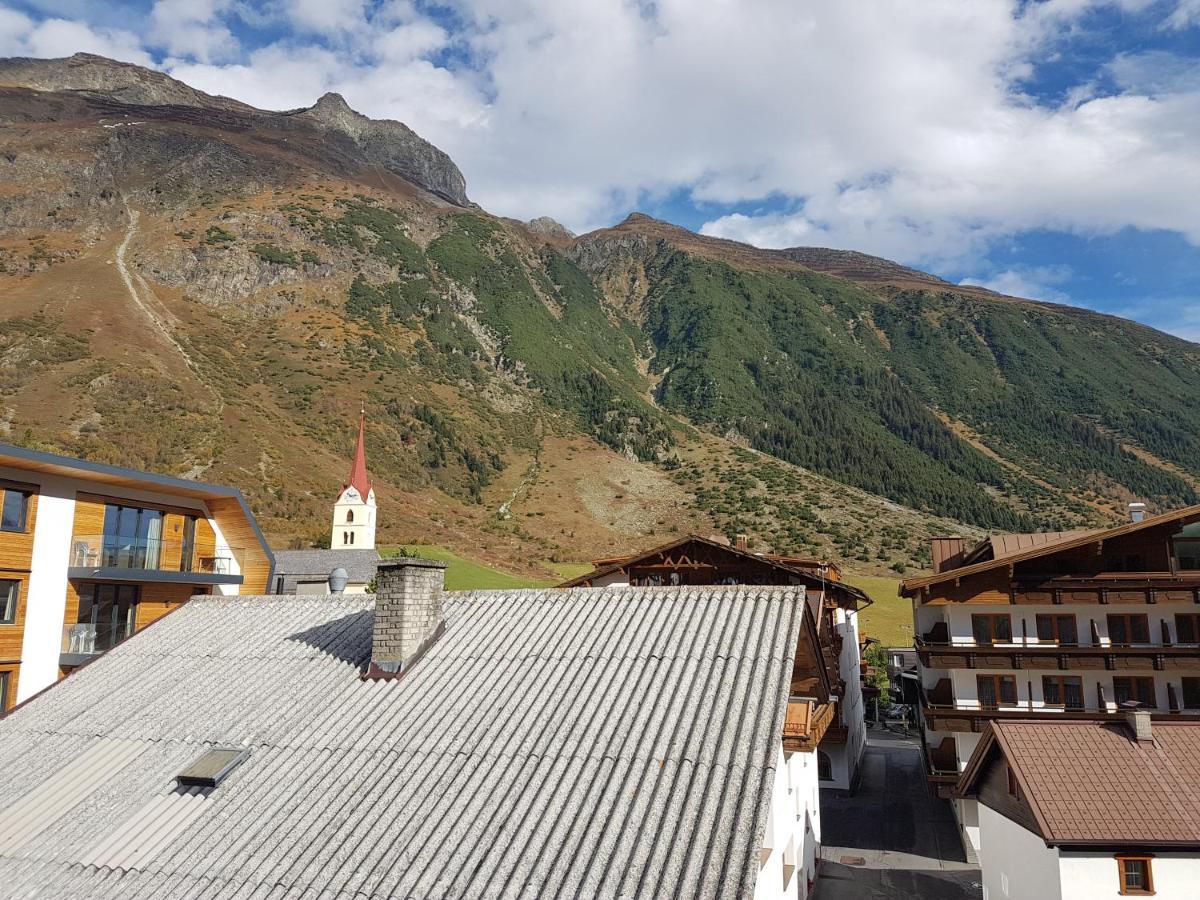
[[343, 411, 372, 498]]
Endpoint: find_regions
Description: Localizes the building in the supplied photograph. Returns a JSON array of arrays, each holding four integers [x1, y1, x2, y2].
[[270, 547, 381, 594], [272, 411, 381, 595], [0, 562, 834, 899], [332, 410, 376, 550], [563, 534, 871, 791], [956, 714, 1200, 900], [0, 442, 273, 712], [901, 502, 1200, 851]]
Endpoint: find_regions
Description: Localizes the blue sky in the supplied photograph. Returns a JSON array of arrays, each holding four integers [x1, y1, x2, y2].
[[2, 0, 1199, 341]]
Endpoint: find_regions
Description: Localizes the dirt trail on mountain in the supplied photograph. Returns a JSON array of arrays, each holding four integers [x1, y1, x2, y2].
[[114, 205, 223, 412]]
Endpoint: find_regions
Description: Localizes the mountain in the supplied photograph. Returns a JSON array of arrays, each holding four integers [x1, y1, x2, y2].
[[2, 54, 1198, 578]]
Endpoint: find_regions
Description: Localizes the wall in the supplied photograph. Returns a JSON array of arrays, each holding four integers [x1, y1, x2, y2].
[[821, 606, 866, 791], [1060, 851, 1200, 900], [977, 802, 1062, 900], [331, 487, 376, 551], [752, 746, 823, 900], [14, 470, 75, 703]]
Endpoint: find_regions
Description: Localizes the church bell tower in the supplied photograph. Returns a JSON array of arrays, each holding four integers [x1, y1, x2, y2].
[[331, 409, 376, 549]]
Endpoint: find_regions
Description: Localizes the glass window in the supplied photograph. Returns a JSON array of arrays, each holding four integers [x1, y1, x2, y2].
[[1173, 523, 1200, 571], [977, 675, 1018, 708], [0, 580, 17, 625], [1108, 614, 1150, 645], [1036, 614, 1078, 644], [0, 670, 9, 716], [1117, 856, 1153, 895], [76, 583, 140, 653], [1176, 614, 1200, 644], [1183, 678, 1200, 710], [1, 489, 29, 532], [971, 614, 1012, 645], [1043, 676, 1085, 710], [1113, 677, 1156, 707]]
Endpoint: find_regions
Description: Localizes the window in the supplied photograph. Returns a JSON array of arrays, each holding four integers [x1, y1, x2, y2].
[[349, 532, 355, 545], [1117, 855, 1154, 895], [1108, 614, 1150, 645], [1113, 677, 1156, 708], [1036, 614, 1078, 644], [346, 509, 354, 524], [1043, 675, 1085, 710], [971, 614, 1012, 645], [977, 675, 1018, 709], [0, 487, 30, 532], [1173, 523, 1200, 571], [1006, 765, 1021, 799], [1183, 678, 1200, 710], [0, 670, 9, 716], [73, 583, 139, 654], [817, 750, 832, 782], [0, 580, 18, 625], [101, 504, 165, 570], [1176, 613, 1200, 644]]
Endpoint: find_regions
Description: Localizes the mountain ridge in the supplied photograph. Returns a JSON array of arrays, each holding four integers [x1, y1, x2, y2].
[[2, 54, 1198, 576]]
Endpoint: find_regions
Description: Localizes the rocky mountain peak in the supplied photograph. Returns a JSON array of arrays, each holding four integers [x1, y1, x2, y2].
[[526, 216, 575, 240]]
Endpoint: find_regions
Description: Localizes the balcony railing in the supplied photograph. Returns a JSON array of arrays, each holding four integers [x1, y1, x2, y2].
[[60, 620, 134, 659], [70, 535, 245, 575], [917, 636, 1200, 671]]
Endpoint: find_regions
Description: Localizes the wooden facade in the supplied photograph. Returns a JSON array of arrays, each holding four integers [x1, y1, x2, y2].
[[0, 442, 273, 711]]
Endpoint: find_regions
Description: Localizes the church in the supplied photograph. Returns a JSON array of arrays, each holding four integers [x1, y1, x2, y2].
[[271, 412, 382, 594]]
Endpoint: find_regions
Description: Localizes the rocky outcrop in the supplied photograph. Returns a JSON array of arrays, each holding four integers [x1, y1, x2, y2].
[[526, 216, 575, 240], [0, 54, 470, 207], [289, 93, 469, 207]]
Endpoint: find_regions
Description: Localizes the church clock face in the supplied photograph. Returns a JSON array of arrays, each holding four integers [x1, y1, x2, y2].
[[345, 488, 359, 501]]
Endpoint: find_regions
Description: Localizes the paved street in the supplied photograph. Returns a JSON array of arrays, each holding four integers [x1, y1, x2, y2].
[[814, 730, 983, 900]]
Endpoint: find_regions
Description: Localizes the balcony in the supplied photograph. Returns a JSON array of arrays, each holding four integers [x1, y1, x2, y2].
[[68, 535, 246, 585], [59, 620, 135, 667], [782, 696, 837, 751], [917, 637, 1200, 672], [1007, 574, 1200, 605]]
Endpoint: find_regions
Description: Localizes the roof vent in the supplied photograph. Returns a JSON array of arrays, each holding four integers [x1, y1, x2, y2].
[[1129, 502, 1147, 524], [177, 747, 249, 789]]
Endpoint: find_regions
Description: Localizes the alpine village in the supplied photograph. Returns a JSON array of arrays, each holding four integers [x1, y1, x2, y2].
[[2, 47, 1200, 900]]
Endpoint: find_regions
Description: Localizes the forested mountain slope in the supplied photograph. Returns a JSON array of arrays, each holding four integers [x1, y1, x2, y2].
[[1, 54, 1196, 576]]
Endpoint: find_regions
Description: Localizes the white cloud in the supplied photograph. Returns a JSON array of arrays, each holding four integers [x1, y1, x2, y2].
[[2, 14, 151, 65], [149, 0, 238, 63], [960, 265, 1074, 302], [1167, 0, 1200, 28]]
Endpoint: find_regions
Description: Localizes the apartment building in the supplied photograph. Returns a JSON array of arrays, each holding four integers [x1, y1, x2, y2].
[[901, 503, 1200, 852], [563, 534, 871, 791], [0, 442, 273, 710]]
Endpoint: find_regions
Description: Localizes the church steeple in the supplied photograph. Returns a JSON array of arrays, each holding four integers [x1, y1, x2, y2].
[[331, 405, 377, 550], [344, 407, 372, 499]]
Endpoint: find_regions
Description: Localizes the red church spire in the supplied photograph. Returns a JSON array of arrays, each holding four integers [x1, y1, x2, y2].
[[343, 406, 372, 498]]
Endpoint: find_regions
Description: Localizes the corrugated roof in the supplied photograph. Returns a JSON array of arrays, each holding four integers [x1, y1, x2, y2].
[[0, 585, 803, 898], [960, 719, 1200, 846], [271, 548, 381, 586]]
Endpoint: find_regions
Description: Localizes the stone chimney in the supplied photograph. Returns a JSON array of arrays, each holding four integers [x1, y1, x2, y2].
[[366, 557, 448, 680], [1124, 704, 1153, 744], [1129, 502, 1147, 524]]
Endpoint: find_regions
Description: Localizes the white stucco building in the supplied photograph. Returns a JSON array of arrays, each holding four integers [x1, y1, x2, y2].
[[958, 715, 1200, 900]]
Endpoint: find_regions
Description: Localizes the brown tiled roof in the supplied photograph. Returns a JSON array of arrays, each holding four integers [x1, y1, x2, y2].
[[960, 719, 1200, 846]]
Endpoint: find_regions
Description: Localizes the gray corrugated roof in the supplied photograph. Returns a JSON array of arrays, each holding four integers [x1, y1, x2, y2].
[[0, 585, 802, 899], [271, 549, 381, 588]]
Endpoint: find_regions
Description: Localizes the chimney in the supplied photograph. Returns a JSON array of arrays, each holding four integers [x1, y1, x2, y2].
[[1123, 703, 1153, 744], [1129, 502, 1147, 524], [734, 534, 749, 551], [366, 557, 448, 680]]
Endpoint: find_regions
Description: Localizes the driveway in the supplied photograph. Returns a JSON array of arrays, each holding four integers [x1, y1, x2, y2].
[[813, 730, 982, 900]]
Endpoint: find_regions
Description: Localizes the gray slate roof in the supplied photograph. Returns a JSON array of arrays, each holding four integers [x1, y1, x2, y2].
[[0, 585, 803, 899], [271, 548, 381, 591]]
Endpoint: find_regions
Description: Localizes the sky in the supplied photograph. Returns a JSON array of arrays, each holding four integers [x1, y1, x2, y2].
[[2, 1, 1199, 341]]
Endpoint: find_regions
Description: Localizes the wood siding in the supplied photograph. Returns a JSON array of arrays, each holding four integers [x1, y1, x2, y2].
[[207, 496, 272, 594]]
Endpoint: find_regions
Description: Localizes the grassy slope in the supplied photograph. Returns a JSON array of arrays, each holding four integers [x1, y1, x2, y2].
[[381, 544, 565, 590], [845, 575, 913, 648]]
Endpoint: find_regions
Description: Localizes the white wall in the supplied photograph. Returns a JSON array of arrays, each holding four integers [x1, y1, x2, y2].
[[753, 746, 822, 900], [820, 605, 866, 790], [932, 602, 1190, 648], [12, 470, 76, 702], [1060, 851, 1200, 900], [331, 486, 376, 550], [589, 571, 630, 588], [977, 803, 1063, 900]]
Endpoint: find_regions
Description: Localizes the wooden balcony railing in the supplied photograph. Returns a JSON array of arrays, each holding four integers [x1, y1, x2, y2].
[[1006, 575, 1200, 606], [782, 697, 836, 751], [917, 638, 1200, 672]]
